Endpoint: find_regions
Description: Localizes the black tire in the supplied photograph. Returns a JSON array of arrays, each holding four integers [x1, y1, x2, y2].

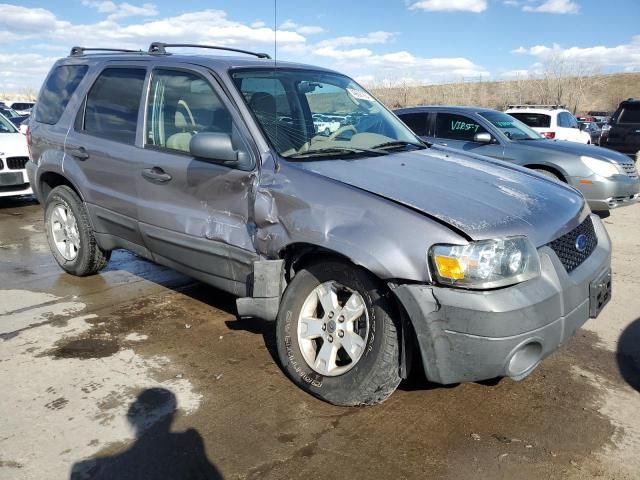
[[276, 260, 401, 406], [44, 185, 110, 276]]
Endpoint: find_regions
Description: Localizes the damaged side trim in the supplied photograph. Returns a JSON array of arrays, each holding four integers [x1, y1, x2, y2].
[[236, 259, 286, 321]]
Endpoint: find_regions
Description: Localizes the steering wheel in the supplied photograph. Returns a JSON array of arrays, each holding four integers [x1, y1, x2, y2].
[[327, 124, 357, 141]]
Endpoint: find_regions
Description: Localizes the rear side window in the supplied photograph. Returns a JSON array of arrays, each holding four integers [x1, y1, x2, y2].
[[398, 112, 428, 136], [82, 68, 146, 144], [435, 112, 487, 141], [509, 113, 551, 128], [35, 65, 88, 125], [618, 105, 640, 124]]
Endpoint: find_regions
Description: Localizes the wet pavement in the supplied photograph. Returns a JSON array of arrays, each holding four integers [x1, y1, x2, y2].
[[1, 195, 639, 480]]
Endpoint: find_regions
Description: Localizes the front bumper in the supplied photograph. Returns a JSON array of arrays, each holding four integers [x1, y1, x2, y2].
[[391, 214, 611, 385], [0, 168, 33, 198], [569, 174, 640, 211]]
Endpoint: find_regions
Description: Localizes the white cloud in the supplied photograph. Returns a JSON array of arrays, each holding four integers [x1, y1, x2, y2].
[[278, 19, 324, 35], [512, 36, 640, 71], [0, 4, 69, 34], [81, 1, 159, 20], [316, 31, 393, 48], [409, 0, 488, 13], [522, 0, 580, 14]]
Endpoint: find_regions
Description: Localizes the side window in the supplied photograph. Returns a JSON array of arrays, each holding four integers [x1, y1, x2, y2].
[[35, 65, 88, 125], [83, 68, 146, 144], [145, 69, 233, 153], [435, 113, 487, 141], [398, 112, 428, 136]]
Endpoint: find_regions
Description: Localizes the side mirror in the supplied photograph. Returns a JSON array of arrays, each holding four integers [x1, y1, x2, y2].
[[189, 132, 239, 165], [578, 124, 585, 131], [474, 132, 493, 144]]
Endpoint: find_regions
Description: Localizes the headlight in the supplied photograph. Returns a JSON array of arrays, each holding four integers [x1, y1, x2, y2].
[[430, 236, 540, 289], [581, 156, 621, 178]]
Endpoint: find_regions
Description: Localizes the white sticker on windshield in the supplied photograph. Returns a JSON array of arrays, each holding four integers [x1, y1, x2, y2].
[[347, 88, 374, 102]]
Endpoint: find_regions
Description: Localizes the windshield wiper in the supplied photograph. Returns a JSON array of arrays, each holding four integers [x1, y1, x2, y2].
[[370, 140, 427, 151], [285, 146, 389, 160]]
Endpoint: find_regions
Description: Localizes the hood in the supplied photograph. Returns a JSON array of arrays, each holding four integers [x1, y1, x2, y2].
[[0, 132, 28, 158], [515, 139, 632, 163], [290, 147, 586, 247]]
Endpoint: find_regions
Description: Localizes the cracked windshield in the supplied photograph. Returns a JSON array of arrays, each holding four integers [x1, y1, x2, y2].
[[232, 69, 423, 158]]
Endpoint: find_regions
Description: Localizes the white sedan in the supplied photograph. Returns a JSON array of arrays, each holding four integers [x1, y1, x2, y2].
[[0, 113, 32, 198]]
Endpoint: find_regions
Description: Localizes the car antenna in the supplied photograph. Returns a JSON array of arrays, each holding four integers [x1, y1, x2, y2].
[[272, 1, 280, 172]]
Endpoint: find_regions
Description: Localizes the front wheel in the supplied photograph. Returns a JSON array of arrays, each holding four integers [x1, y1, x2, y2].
[[276, 260, 401, 406], [44, 185, 111, 276]]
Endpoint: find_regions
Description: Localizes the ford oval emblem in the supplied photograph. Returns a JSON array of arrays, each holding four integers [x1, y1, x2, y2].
[[575, 234, 588, 253]]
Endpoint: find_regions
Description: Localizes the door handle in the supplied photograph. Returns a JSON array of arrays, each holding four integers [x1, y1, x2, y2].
[[68, 146, 89, 161], [142, 167, 172, 183], [439, 142, 448, 146]]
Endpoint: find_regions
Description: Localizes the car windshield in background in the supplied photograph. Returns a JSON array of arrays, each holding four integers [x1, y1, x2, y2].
[[479, 111, 543, 140], [231, 69, 422, 159], [619, 105, 640, 124], [508, 112, 551, 128], [0, 108, 20, 118], [0, 114, 18, 133]]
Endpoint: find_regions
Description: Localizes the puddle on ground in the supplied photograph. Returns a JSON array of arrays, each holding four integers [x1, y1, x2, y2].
[[52, 337, 120, 359]]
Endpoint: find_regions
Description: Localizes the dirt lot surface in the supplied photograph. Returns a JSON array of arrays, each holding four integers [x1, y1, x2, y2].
[[1, 196, 639, 480]]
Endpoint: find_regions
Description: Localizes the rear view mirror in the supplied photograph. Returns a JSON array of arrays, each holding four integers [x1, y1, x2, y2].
[[189, 132, 239, 165], [474, 132, 493, 144]]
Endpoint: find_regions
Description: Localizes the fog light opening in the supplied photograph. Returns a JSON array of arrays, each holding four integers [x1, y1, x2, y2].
[[507, 341, 543, 379]]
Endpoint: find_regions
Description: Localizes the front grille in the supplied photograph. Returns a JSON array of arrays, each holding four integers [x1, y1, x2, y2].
[[621, 161, 638, 179], [6, 156, 28, 170], [547, 217, 597, 273]]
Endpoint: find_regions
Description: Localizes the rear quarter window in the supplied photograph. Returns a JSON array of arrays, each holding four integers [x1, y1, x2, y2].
[[82, 68, 146, 145], [509, 113, 551, 128], [35, 65, 88, 125]]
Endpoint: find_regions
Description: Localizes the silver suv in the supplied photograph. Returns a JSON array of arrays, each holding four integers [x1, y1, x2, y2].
[[27, 43, 612, 406]]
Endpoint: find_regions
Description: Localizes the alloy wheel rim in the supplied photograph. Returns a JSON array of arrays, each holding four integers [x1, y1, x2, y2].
[[297, 281, 369, 376], [50, 204, 80, 261]]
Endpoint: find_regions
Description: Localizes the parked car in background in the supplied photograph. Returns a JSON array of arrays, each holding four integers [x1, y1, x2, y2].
[[395, 106, 639, 212], [579, 121, 602, 145], [505, 105, 592, 144], [312, 114, 341, 135], [4, 101, 35, 116], [27, 43, 614, 406], [0, 106, 29, 128], [602, 98, 640, 159], [0, 113, 32, 197]]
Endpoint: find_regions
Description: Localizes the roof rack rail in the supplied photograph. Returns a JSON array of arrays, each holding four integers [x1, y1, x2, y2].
[[70, 46, 140, 57], [507, 104, 566, 110], [148, 42, 271, 59]]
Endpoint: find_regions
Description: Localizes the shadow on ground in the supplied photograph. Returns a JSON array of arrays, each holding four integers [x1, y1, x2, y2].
[[617, 318, 640, 392], [70, 388, 223, 480]]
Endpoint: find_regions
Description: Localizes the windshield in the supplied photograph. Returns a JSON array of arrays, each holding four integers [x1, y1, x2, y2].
[[231, 68, 422, 158], [0, 113, 18, 133], [479, 111, 543, 140]]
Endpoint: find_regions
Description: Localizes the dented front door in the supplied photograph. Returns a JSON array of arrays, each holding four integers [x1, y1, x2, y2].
[[135, 65, 258, 296]]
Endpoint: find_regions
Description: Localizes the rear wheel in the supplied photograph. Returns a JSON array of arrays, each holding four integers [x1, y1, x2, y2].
[[44, 186, 110, 276], [276, 260, 401, 406]]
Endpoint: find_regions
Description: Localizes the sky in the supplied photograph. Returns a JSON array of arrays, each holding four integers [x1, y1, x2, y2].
[[0, 0, 639, 94]]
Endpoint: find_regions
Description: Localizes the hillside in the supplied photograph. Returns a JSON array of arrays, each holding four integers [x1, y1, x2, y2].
[[369, 72, 640, 114]]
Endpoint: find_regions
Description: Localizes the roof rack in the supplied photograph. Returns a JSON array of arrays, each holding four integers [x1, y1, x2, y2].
[[148, 42, 271, 59], [70, 46, 141, 57], [507, 104, 566, 110]]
